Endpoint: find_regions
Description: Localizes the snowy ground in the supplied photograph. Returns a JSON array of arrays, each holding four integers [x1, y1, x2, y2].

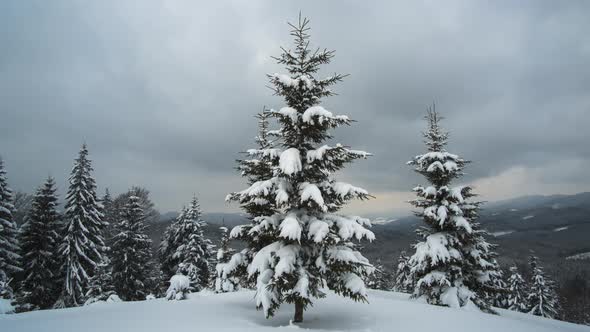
[[1, 290, 588, 332]]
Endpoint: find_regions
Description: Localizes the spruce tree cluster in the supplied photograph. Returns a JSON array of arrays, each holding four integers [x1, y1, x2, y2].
[[226, 15, 374, 322], [159, 196, 212, 291]]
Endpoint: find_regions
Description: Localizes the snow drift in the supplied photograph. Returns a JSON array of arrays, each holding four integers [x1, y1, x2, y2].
[[1, 290, 586, 332]]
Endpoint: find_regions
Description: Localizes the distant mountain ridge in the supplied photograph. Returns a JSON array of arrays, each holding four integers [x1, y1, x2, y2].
[[148, 192, 590, 274]]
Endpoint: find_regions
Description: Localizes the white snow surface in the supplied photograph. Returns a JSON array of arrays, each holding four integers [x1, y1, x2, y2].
[[492, 230, 515, 237], [0, 299, 14, 315], [566, 252, 590, 261], [2, 290, 586, 332], [279, 148, 302, 175]]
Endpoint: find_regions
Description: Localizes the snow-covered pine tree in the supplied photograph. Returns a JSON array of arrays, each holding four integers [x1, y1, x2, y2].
[[527, 255, 559, 319], [111, 195, 153, 301], [393, 251, 413, 293], [226, 15, 374, 323], [0, 157, 21, 300], [490, 270, 509, 309], [56, 144, 106, 307], [407, 107, 500, 313], [159, 208, 184, 281], [215, 226, 239, 293], [366, 259, 390, 291], [507, 265, 528, 312], [84, 257, 115, 305], [174, 196, 212, 291], [17, 176, 61, 310]]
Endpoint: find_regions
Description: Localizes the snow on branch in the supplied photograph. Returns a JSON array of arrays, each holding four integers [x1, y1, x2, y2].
[[279, 148, 302, 175]]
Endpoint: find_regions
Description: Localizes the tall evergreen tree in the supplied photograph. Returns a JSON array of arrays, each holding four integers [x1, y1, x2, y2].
[[507, 265, 528, 312], [527, 255, 559, 319], [393, 251, 413, 293], [17, 177, 61, 310], [0, 157, 21, 299], [215, 226, 239, 293], [174, 196, 212, 291], [56, 144, 105, 307], [407, 107, 501, 313], [111, 195, 152, 301], [226, 16, 374, 323]]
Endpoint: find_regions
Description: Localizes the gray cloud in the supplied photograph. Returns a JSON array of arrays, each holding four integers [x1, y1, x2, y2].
[[0, 1, 589, 215]]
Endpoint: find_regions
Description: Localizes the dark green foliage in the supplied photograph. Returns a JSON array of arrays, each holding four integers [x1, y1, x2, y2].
[[17, 177, 61, 310], [111, 195, 153, 301], [0, 158, 22, 299]]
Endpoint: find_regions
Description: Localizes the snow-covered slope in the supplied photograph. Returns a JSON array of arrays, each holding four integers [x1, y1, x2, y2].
[[1, 290, 587, 332]]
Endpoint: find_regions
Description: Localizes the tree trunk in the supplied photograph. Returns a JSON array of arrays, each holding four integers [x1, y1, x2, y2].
[[293, 299, 304, 323]]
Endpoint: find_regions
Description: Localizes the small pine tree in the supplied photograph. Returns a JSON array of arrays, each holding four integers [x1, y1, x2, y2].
[[527, 255, 559, 319], [56, 144, 106, 307], [0, 158, 21, 300], [407, 107, 501, 313], [507, 265, 528, 312], [226, 16, 374, 323], [366, 259, 390, 291], [489, 270, 509, 309], [17, 177, 61, 310], [215, 226, 239, 293], [174, 196, 212, 291], [393, 251, 413, 293], [111, 195, 153, 301], [84, 257, 115, 305]]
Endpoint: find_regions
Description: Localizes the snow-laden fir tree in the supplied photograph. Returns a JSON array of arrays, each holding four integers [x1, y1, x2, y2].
[[84, 257, 115, 305], [0, 158, 21, 300], [215, 226, 239, 293], [56, 144, 106, 307], [507, 265, 528, 312], [111, 195, 153, 301], [226, 16, 374, 323], [393, 251, 413, 293], [17, 176, 61, 310], [407, 107, 501, 313], [527, 255, 559, 318], [174, 196, 213, 291], [159, 208, 184, 281]]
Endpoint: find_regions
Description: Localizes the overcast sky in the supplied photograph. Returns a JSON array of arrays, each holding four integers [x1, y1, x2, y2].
[[1, 1, 589, 216]]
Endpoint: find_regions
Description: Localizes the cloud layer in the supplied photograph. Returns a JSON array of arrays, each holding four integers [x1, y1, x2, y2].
[[1, 1, 588, 215]]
